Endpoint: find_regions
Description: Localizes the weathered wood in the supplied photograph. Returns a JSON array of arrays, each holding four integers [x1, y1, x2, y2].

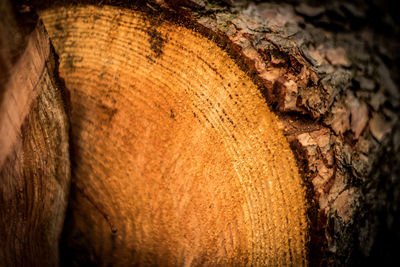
[[0, 2, 70, 266]]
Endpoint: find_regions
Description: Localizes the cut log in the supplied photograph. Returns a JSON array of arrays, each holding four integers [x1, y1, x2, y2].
[[2, 0, 400, 266], [0, 1, 70, 266], [39, 5, 308, 266]]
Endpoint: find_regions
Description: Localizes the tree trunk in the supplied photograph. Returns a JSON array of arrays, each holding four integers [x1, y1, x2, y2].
[[2, 0, 400, 266]]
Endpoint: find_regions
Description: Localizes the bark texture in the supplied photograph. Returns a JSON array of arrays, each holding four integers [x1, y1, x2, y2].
[[150, 1, 400, 265], [0, 2, 70, 266], [137, 1, 400, 265]]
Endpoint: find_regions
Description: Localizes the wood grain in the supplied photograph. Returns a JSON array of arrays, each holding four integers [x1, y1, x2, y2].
[[40, 5, 308, 266], [0, 21, 70, 266]]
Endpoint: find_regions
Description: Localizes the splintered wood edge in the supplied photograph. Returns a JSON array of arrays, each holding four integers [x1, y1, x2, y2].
[[40, 4, 309, 266]]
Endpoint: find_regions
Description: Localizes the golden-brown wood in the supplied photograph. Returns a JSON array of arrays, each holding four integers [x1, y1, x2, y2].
[[40, 5, 308, 266]]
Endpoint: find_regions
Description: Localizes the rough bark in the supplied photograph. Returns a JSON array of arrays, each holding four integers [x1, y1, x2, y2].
[[138, 1, 400, 265], [4, 0, 400, 266], [141, 1, 400, 265], [0, 1, 71, 266]]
